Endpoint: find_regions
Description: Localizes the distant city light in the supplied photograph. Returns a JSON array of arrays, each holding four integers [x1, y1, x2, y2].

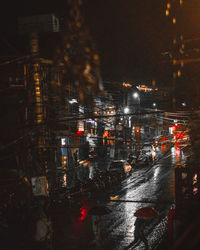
[[173, 39, 177, 45], [136, 85, 153, 92], [167, 3, 171, 9], [172, 17, 176, 24], [123, 82, 132, 87], [153, 102, 156, 107]]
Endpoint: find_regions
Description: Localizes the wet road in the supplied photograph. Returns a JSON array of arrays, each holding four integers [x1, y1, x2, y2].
[[97, 144, 188, 249], [99, 153, 175, 249], [52, 144, 188, 250]]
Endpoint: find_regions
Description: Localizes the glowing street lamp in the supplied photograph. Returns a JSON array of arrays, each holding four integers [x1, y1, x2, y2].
[[153, 102, 156, 107], [124, 107, 129, 114], [133, 92, 139, 99], [182, 102, 186, 107], [133, 92, 140, 110]]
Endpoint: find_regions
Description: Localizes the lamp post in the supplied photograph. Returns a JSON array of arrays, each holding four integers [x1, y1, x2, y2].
[[132, 92, 141, 146], [122, 107, 130, 159], [133, 92, 140, 112], [124, 106, 130, 114]]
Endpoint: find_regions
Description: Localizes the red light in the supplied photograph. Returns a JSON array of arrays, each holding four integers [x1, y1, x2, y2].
[[161, 145, 166, 151], [78, 206, 88, 221], [160, 137, 168, 141], [77, 131, 83, 136], [173, 124, 181, 130], [175, 132, 184, 139], [80, 208, 87, 217]]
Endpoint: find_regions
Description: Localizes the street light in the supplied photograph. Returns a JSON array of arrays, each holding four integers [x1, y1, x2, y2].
[[133, 92, 140, 110], [182, 102, 186, 107], [153, 102, 156, 107], [124, 107, 129, 114], [133, 92, 139, 99]]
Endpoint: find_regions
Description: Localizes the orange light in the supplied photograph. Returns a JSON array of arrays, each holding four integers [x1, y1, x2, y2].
[[177, 70, 181, 77], [123, 82, 132, 87], [173, 18, 176, 24], [135, 126, 140, 138]]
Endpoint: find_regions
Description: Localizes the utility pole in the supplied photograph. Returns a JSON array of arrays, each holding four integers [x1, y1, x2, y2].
[[18, 14, 59, 197]]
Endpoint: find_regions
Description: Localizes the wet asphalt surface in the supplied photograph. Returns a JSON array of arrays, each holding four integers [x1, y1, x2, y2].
[[98, 154, 174, 250], [51, 145, 189, 250]]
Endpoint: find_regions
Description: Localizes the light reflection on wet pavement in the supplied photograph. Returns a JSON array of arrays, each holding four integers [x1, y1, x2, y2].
[[52, 145, 188, 250], [98, 161, 173, 249]]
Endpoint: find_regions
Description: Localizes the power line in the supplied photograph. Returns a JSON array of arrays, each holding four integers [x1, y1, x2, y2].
[[0, 55, 31, 66]]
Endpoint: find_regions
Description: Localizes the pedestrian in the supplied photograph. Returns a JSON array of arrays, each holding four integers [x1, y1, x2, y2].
[[89, 161, 95, 179], [33, 212, 53, 250], [152, 145, 156, 161], [74, 150, 78, 163], [127, 218, 148, 249], [90, 215, 101, 248]]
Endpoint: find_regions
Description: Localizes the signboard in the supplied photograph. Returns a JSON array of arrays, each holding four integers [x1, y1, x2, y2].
[[78, 120, 84, 132], [135, 126, 140, 139], [31, 176, 49, 197], [116, 125, 123, 131]]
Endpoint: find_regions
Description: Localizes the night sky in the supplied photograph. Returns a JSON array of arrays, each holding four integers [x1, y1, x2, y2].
[[0, 0, 200, 83]]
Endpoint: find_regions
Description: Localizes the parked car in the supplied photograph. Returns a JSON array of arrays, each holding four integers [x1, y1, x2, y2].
[[108, 160, 132, 177], [137, 153, 150, 165], [141, 144, 153, 161], [134, 144, 153, 166]]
